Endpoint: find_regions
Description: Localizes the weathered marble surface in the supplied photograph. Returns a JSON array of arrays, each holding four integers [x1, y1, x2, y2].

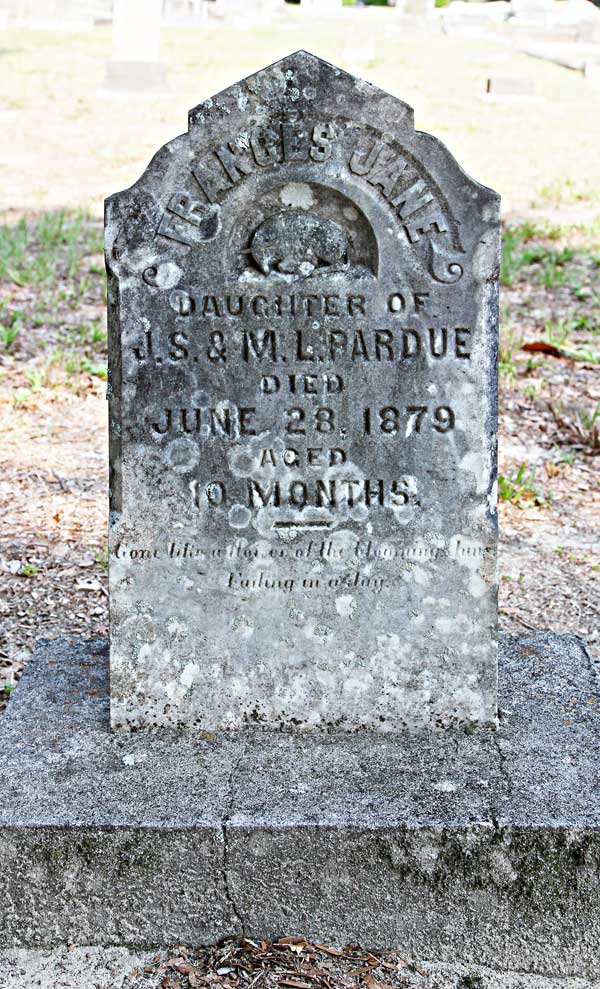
[[105, 51, 500, 730]]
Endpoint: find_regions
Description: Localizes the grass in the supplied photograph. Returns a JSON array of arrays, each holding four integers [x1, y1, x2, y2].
[[499, 310, 522, 381], [569, 313, 599, 335], [534, 178, 600, 211], [500, 223, 580, 288], [498, 464, 548, 508], [0, 210, 102, 286], [539, 252, 574, 288], [0, 317, 22, 350], [0, 209, 106, 392], [80, 358, 107, 379], [544, 319, 572, 349], [541, 318, 600, 361], [0, 297, 25, 350], [20, 563, 39, 577], [92, 546, 109, 572], [548, 400, 600, 452], [501, 227, 529, 288]]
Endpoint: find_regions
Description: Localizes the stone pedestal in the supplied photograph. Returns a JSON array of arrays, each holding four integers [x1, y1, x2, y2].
[[1, 632, 599, 980], [100, 0, 169, 97]]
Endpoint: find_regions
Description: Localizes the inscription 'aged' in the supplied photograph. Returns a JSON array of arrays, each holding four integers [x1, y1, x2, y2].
[[106, 51, 500, 731]]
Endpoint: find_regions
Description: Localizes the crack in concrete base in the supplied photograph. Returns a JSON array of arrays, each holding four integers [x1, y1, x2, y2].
[[221, 742, 247, 935]]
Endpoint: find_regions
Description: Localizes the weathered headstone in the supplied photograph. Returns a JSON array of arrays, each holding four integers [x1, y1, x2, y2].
[[106, 51, 500, 731]]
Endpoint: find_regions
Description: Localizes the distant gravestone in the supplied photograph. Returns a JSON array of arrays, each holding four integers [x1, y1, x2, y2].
[[106, 51, 500, 731], [300, 0, 342, 14], [396, 0, 436, 20], [102, 0, 169, 96], [163, 0, 208, 25], [209, 0, 281, 23], [485, 74, 535, 97]]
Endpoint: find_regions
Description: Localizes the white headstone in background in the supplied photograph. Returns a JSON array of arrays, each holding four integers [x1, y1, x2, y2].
[[300, 0, 343, 15], [209, 0, 281, 23], [163, 0, 208, 25], [101, 0, 170, 96], [396, 0, 436, 19]]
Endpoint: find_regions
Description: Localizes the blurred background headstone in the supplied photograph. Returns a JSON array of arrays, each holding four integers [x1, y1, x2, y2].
[[396, 0, 436, 20], [485, 73, 536, 99], [1, 0, 105, 30], [300, 0, 343, 15], [100, 0, 170, 96], [162, 0, 208, 26], [208, 0, 282, 24]]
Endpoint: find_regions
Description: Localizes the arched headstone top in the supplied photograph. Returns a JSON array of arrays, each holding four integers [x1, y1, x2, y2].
[[107, 51, 499, 288]]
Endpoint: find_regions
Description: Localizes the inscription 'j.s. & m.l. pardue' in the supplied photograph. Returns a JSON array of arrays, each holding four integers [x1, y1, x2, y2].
[[106, 51, 500, 732]]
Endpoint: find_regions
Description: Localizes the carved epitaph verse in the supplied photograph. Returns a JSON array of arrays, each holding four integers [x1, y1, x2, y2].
[[106, 51, 500, 731]]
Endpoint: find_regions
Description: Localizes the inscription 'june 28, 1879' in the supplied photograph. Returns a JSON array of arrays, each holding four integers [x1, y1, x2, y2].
[[106, 52, 500, 731]]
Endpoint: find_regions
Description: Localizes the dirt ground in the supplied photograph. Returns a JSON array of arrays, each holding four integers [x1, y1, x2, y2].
[[3, 936, 594, 989], [1, 14, 599, 705]]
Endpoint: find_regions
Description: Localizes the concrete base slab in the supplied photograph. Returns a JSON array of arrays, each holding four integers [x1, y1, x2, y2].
[[0, 946, 149, 989], [1, 634, 599, 979]]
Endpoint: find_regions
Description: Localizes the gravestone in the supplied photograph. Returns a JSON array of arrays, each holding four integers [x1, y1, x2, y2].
[[209, 0, 281, 23], [105, 50, 500, 731], [163, 0, 208, 25], [485, 74, 535, 97], [396, 0, 436, 20], [101, 0, 169, 96]]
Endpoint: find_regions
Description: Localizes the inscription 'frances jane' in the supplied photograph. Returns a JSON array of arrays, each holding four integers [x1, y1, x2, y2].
[[106, 51, 500, 732]]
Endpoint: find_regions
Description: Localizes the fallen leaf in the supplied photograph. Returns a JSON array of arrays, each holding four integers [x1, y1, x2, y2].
[[522, 341, 566, 358]]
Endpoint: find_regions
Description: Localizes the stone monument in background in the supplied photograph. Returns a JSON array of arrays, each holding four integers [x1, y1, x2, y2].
[[395, 0, 436, 20], [300, 0, 343, 14], [106, 51, 500, 732], [101, 0, 169, 96], [208, 0, 282, 24]]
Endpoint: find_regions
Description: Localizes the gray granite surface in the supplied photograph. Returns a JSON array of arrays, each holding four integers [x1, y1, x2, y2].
[[106, 51, 500, 730], [1, 633, 599, 977]]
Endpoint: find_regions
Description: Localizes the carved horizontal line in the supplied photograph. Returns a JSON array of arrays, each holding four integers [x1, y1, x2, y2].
[[272, 520, 333, 529]]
